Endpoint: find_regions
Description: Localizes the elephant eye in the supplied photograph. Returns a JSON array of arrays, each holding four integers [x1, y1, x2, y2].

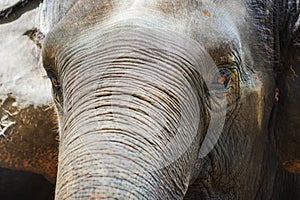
[[210, 68, 232, 90], [47, 71, 61, 92], [217, 68, 231, 88]]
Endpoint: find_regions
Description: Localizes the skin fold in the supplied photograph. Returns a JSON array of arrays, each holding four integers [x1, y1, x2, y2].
[[40, 0, 300, 199]]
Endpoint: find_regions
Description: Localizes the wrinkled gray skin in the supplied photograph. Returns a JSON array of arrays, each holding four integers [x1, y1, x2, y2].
[[42, 0, 300, 199]]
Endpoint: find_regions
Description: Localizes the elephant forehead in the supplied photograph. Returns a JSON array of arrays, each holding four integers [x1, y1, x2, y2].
[[109, 0, 244, 44], [43, 0, 245, 65], [44, 0, 248, 34], [46, 0, 246, 20], [57, 23, 217, 76]]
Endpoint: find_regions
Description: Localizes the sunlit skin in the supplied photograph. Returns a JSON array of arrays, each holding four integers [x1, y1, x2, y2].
[[41, 0, 300, 199], [0, 0, 298, 199]]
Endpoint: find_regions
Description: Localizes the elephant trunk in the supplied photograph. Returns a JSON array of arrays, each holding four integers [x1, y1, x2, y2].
[[54, 25, 209, 199]]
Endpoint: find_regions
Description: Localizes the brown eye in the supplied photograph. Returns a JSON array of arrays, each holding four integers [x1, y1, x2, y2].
[[207, 68, 232, 94], [210, 68, 232, 90], [218, 75, 227, 84], [51, 77, 59, 87], [47, 71, 61, 92], [217, 69, 231, 88]]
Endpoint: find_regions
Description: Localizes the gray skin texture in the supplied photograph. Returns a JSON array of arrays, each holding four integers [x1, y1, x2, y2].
[[42, 0, 300, 199]]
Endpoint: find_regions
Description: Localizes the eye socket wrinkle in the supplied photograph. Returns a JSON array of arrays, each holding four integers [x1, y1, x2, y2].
[[213, 45, 253, 86]]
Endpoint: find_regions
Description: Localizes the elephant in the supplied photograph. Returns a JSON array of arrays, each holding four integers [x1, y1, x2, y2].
[[41, 0, 300, 199], [1, 0, 300, 199]]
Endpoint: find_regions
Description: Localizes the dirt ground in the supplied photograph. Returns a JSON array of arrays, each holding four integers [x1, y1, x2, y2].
[[0, 95, 58, 184]]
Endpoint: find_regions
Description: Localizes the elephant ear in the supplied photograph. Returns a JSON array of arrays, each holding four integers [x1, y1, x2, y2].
[[0, 0, 58, 183], [271, 1, 300, 174]]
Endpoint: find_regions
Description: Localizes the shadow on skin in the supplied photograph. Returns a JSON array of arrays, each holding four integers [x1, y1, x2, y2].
[[0, 168, 55, 200], [0, 0, 43, 24]]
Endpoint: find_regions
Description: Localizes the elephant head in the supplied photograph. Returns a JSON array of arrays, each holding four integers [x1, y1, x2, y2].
[[41, 0, 300, 199]]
